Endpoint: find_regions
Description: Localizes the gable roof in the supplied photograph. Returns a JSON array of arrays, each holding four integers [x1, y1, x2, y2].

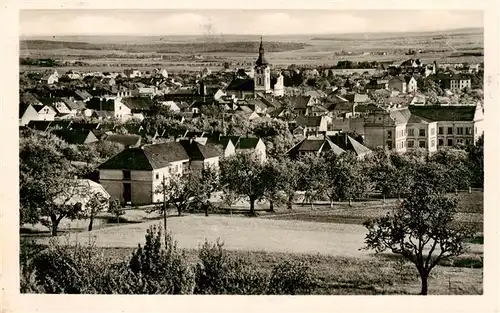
[[227, 78, 255, 92], [286, 95, 313, 109], [122, 97, 154, 111], [99, 142, 191, 170], [344, 93, 370, 103], [53, 129, 97, 145], [328, 134, 371, 156], [236, 137, 261, 150], [390, 108, 412, 124], [287, 138, 345, 158], [409, 105, 478, 122], [179, 140, 222, 160], [27, 120, 53, 131], [296, 115, 324, 127], [103, 134, 142, 147]]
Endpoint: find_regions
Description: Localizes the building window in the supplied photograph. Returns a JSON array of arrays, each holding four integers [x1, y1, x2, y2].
[[419, 141, 426, 148], [387, 130, 392, 138], [407, 140, 414, 148], [155, 173, 159, 180], [123, 170, 131, 180], [448, 127, 453, 135], [457, 127, 464, 135], [431, 139, 435, 147], [465, 127, 471, 135], [448, 139, 453, 146], [438, 139, 444, 146], [438, 127, 443, 135], [466, 139, 472, 145], [419, 129, 425, 137], [408, 128, 414, 136], [457, 138, 464, 145]]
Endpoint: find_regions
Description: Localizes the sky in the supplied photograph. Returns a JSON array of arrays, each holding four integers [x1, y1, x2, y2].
[[20, 10, 483, 36]]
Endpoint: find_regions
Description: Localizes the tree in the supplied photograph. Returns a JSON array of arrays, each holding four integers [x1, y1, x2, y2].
[[269, 158, 301, 210], [85, 191, 109, 231], [323, 152, 368, 206], [297, 154, 328, 208], [429, 148, 472, 191], [193, 166, 220, 217], [20, 130, 87, 236], [220, 153, 267, 216], [362, 170, 474, 295], [466, 134, 484, 188], [154, 172, 199, 221], [108, 197, 124, 224]]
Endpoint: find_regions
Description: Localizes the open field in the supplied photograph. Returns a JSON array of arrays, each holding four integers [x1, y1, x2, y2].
[[20, 28, 483, 72]]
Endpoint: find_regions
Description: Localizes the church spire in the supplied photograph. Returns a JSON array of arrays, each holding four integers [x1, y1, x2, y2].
[[256, 36, 268, 66]]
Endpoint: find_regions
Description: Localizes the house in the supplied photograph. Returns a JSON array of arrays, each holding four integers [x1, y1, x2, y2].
[[286, 137, 345, 159], [19, 103, 40, 126], [74, 90, 93, 102], [138, 86, 159, 97], [226, 76, 255, 99], [406, 76, 418, 93], [388, 76, 407, 93], [101, 77, 116, 86], [404, 114, 438, 153], [33, 103, 57, 121], [178, 139, 221, 170], [410, 94, 426, 106], [206, 136, 237, 158], [327, 133, 372, 159], [123, 69, 142, 78], [98, 140, 222, 205], [103, 134, 142, 148], [295, 115, 328, 136], [41, 70, 59, 84], [408, 105, 484, 148], [363, 107, 411, 152], [429, 74, 472, 91], [285, 95, 316, 116], [219, 136, 267, 163], [365, 79, 389, 91], [53, 129, 99, 145], [61, 97, 86, 115]]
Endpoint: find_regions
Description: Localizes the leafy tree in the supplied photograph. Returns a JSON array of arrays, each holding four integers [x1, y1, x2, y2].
[[297, 154, 328, 208], [193, 166, 220, 216], [220, 153, 267, 216], [429, 148, 472, 191], [85, 191, 109, 231], [20, 130, 87, 236], [363, 182, 474, 295], [466, 134, 484, 188], [129, 225, 195, 294], [107, 197, 124, 224], [323, 151, 368, 206], [154, 172, 199, 219]]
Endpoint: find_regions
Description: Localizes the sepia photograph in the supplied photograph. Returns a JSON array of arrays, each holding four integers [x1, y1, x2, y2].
[[2, 1, 499, 312]]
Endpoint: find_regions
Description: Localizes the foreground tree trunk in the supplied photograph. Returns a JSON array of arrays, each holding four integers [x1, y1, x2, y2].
[[330, 200, 334, 208], [287, 194, 293, 210], [420, 271, 429, 295], [50, 215, 62, 236], [88, 214, 94, 231], [349, 198, 352, 207], [269, 200, 274, 212], [249, 197, 256, 216]]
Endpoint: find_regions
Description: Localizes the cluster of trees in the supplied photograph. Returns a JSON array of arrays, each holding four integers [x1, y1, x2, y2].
[[20, 57, 62, 67], [21, 226, 315, 294]]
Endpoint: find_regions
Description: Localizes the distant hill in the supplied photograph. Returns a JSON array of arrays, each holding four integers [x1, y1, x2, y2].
[[19, 39, 309, 53]]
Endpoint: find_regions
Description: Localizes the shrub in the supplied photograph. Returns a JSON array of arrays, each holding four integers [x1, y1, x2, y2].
[[30, 238, 123, 294], [128, 225, 195, 294], [267, 260, 315, 295], [194, 240, 268, 295]]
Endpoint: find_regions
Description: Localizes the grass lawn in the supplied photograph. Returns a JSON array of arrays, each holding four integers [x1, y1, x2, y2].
[[99, 247, 483, 295]]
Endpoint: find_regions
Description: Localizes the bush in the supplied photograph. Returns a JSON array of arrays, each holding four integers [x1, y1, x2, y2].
[[128, 225, 195, 294], [194, 240, 268, 295], [30, 239, 123, 294], [267, 260, 315, 295]]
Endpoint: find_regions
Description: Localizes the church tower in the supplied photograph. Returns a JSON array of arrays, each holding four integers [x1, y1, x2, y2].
[[254, 37, 271, 94]]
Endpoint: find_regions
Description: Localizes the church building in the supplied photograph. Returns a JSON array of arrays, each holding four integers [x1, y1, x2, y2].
[[226, 37, 284, 99]]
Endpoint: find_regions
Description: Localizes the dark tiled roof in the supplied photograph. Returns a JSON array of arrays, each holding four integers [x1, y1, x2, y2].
[[409, 106, 477, 122], [227, 78, 255, 92], [61, 97, 86, 110], [296, 116, 323, 127], [75, 90, 92, 100], [285, 96, 312, 109], [236, 137, 261, 150], [122, 97, 154, 111], [344, 93, 369, 103], [86, 98, 114, 111], [27, 120, 52, 131], [103, 134, 142, 147], [328, 134, 371, 156], [70, 122, 100, 131], [179, 140, 221, 160], [21, 92, 42, 106], [99, 141, 191, 170], [53, 129, 97, 145]]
